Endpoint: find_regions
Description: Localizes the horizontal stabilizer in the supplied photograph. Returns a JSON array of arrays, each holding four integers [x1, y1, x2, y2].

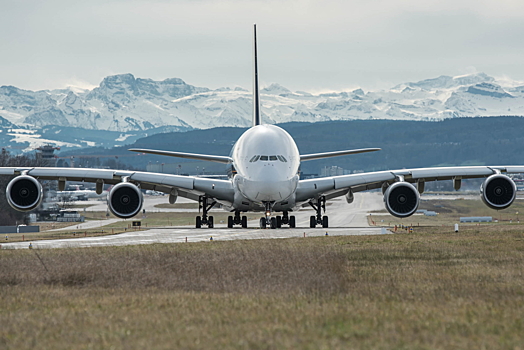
[[300, 148, 381, 162], [128, 148, 232, 164]]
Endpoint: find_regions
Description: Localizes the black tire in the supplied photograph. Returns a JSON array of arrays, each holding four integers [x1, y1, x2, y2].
[[208, 216, 214, 228], [289, 216, 296, 228], [271, 217, 277, 229], [227, 216, 234, 228], [259, 217, 266, 229], [322, 216, 329, 228], [310, 216, 316, 228], [241, 216, 248, 228], [276, 216, 282, 228], [196, 216, 202, 228]]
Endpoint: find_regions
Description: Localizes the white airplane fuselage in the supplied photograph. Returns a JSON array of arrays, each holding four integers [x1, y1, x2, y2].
[[231, 124, 300, 206]]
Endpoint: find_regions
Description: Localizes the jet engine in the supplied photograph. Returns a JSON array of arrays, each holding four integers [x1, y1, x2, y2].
[[108, 182, 143, 219], [480, 174, 516, 210], [384, 182, 419, 218], [6, 175, 43, 211]]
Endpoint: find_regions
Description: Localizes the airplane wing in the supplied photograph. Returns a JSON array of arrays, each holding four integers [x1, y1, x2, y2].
[[296, 165, 524, 202], [300, 148, 381, 161], [0, 167, 235, 204], [128, 148, 232, 164]]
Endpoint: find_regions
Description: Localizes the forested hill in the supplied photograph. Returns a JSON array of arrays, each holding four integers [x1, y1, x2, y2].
[[60, 116, 524, 174]]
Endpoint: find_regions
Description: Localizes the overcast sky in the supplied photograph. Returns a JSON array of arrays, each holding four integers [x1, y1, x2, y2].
[[2, 0, 524, 92]]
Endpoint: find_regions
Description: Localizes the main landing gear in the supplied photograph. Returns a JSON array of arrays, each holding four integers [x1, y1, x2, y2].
[[196, 196, 216, 228], [309, 196, 329, 228], [259, 204, 296, 229], [227, 211, 248, 228]]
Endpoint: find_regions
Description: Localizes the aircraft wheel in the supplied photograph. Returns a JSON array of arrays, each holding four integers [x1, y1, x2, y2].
[[289, 216, 296, 228], [270, 217, 277, 229], [208, 216, 214, 228], [310, 216, 316, 228], [276, 216, 282, 228], [196, 216, 202, 228], [241, 216, 248, 228], [227, 216, 234, 228], [322, 216, 329, 228], [259, 217, 267, 229]]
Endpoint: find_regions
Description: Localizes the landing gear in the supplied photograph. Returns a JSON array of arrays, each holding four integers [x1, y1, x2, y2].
[[281, 211, 296, 228], [260, 202, 273, 229], [289, 215, 296, 228], [276, 216, 282, 228], [259, 217, 266, 229], [227, 211, 248, 228], [309, 197, 329, 228], [196, 196, 216, 228], [259, 207, 295, 229]]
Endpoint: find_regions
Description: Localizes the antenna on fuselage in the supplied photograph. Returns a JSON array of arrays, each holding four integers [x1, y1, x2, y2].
[[253, 23, 261, 126]]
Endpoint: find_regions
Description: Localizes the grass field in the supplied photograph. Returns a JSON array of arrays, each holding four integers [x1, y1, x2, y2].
[[370, 198, 524, 229], [1, 228, 524, 349]]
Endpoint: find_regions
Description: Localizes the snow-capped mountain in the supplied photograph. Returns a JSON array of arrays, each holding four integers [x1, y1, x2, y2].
[[0, 72, 523, 150]]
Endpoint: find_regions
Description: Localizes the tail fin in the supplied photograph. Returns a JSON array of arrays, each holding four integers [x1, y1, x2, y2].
[[253, 24, 261, 126]]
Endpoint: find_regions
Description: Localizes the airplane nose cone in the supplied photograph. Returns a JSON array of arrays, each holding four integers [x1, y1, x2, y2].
[[236, 167, 298, 203], [241, 179, 293, 202]]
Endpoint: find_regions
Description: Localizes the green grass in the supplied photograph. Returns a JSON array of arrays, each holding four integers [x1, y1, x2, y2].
[[1, 231, 524, 349]]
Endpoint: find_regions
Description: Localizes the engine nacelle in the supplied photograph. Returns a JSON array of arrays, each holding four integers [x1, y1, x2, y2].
[[108, 182, 143, 219], [384, 182, 420, 218], [6, 175, 43, 211], [480, 174, 516, 210]]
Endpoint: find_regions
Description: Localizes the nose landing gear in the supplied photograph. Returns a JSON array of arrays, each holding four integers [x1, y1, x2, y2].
[[259, 204, 296, 229]]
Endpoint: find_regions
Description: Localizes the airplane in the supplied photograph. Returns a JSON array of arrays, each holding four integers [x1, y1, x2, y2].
[[1, 24, 524, 229], [55, 188, 108, 201]]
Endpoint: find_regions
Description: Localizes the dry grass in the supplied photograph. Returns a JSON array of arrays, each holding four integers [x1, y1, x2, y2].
[[370, 198, 524, 228], [31, 221, 75, 231], [2, 228, 124, 243], [5, 211, 262, 243], [1, 231, 524, 349]]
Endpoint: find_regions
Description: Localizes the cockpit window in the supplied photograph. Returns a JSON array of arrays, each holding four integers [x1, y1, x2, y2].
[[251, 155, 287, 162]]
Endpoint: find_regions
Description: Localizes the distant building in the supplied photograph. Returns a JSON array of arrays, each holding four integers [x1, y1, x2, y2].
[[321, 166, 344, 177], [460, 216, 493, 223], [35, 144, 60, 167], [319, 166, 362, 177]]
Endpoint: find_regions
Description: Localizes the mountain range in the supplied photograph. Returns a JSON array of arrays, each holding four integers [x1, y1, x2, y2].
[[1, 72, 523, 151]]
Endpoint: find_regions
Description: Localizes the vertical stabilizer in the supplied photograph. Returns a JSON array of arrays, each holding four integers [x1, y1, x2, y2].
[[253, 24, 261, 126]]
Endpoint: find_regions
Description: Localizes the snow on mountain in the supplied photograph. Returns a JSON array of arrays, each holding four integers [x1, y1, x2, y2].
[[1, 72, 524, 150]]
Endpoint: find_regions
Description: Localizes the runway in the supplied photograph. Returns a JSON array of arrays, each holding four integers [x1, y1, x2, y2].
[[2, 192, 390, 249]]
